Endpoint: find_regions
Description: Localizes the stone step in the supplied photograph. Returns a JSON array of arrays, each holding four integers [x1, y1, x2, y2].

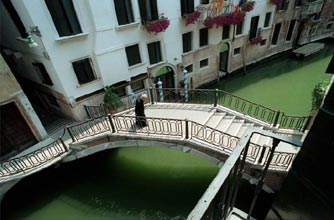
[[236, 123, 253, 137], [226, 119, 244, 136], [216, 115, 236, 133], [205, 112, 226, 128]]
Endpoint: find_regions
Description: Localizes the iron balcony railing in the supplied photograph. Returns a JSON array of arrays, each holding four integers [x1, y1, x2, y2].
[[301, 0, 324, 16], [0, 138, 68, 179], [66, 115, 299, 172]]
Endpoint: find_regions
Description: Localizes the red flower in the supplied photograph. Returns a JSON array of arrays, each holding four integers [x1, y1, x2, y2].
[[204, 12, 245, 28], [144, 15, 170, 34], [183, 11, 201, 26], [250, 36, 263, 45]]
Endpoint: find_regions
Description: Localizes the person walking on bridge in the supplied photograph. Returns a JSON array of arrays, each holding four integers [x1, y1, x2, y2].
[[135, 94, 148, 127]]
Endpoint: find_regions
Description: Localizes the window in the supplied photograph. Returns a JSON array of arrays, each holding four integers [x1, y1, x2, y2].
[[326, 23, 333, 30], [72, 58, 96, 84], [249, 16, 259, 40], [138, 0, 158, 21], [236, 22, 243, 35], [181, 0, 194, 16], [32, 62, 53, 86], [201, 0, 210, 4], [286, 20, 296, 41], [271, 23, 281, 45], [200, 28, 208, 47], [131, 80, 145, 92], [110, 81, 127, 97], [125, 44, 141, 66], [3, 0, 28, 38], [182, 32, 192, 53], [222, 25, 230, 40], [264, 12, 271, 28], [147, 41, 162, 64], [234, 47, 241, 55], [185, 64, 193, 73], [114, 0, 134, 25], [260, 39, 267, 46], [200, 59, 209, 68], [45, 0, 82, 37]]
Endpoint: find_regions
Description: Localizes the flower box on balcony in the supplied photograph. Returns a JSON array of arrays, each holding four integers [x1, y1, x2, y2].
[[241, 1, 256, 12], [183, 11, 201, 26], [250, 36, 263, 45], [143, 15, 170, 35]]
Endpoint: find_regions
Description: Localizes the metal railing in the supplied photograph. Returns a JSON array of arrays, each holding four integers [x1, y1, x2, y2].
[[187, 129, 302, 220], [84, 88, 311, 132], [0, 138, 68, 178], [66, 114, 298, 172]]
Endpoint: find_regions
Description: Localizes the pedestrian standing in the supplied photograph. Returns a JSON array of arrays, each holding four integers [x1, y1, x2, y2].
[[135, 94, 148, 127]]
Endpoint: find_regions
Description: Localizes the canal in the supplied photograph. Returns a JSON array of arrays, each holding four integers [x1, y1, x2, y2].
[[1, 147, 219, 220], [207, 39, 334, 116]]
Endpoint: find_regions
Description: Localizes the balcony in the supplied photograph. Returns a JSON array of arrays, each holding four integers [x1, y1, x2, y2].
[[301, 0, 324, 16], [197, 0, 235, 22]]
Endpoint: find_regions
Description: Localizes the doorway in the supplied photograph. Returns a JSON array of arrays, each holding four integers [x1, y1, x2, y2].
[[219, 43, 229, 73]]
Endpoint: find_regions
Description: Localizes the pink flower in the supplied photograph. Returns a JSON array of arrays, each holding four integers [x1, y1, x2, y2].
[[204, 12, 245, 28], [183, 11, 201, 26], [271, 0, 282, 6], [144, 15, 170, 34]]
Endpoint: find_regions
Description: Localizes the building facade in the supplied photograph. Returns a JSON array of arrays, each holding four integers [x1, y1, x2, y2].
[[0, 0, 333, 121]]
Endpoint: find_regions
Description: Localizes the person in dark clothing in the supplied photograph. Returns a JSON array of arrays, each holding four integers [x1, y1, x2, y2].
[[135, 94, 148, 127]]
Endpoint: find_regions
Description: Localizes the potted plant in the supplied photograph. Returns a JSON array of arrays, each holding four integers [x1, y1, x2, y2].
[[103, 86, 124, 114], [143, 14, 170, 34]]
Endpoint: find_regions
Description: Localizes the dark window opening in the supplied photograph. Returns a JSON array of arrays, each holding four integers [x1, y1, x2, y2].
[[3, 0, 28, 38], [72, 58, 96, 84], [200, 28, 208, 47], [234, 47, 241, 55], [181, 0, 194, 16], [125, 44, 141, 66], [236, 22, 243, 35], [249, 16, 259, 40], [201, 0, 209, 4], [222, 25, 230, 40], [114, 0, 134, 25], [182, 32, 192, 53], [147, 41, 162, 64], [200, 59, 209, 68], [286, 20, 296, 41], [32, 62, 53, 86], [264, 12, 271, 28], [131, 80, 145, 92], [45, 0, 82, 37], [138, 0, 158, 21], [261, 39, 267, 46], [185, 64, 193, 73], [271, 23, 281, 45]]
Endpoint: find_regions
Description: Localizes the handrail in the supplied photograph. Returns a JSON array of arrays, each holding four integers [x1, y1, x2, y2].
[[0, 138, 68, 179], [66, 114, 300, 172], [84, 88, 310, 132]]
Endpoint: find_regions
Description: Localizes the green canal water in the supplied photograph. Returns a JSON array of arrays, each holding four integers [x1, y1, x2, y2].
[[208, 41, 334, 116], [1, 147, 219, 220]]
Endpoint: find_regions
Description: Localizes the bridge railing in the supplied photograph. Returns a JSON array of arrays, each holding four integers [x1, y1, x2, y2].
[[66, 114, 297, 171], [0, 138, 68, 178], [187, 129, 302, 220]]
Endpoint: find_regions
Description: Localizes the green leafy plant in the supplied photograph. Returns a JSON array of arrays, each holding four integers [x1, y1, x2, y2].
[[103, 86, 124, 111], [312, 79, 330, 110]]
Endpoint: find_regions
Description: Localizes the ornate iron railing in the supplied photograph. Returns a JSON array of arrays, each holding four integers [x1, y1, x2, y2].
[[66, 115, 297, 171], [279, 113, 310, 131], [0, 138, 68, 178]]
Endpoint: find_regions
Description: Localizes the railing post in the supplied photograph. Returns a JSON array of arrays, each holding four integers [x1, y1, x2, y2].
[[149, 87, 155, 104], [257, 145, 267, 165], [185, 119, 189, 139], [66, 126, 75, 142], [214, 88, 219, 107], [59, 138, 68, 152], [273, 110, 281, 128], [302, 115, 313, 132], [108, 114, 116, 133], [84, 105, 91, 119]]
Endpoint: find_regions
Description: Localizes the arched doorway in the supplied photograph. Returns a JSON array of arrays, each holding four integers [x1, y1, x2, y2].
[[154, 66, 175, 88], [219, 43, 229, 73]]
